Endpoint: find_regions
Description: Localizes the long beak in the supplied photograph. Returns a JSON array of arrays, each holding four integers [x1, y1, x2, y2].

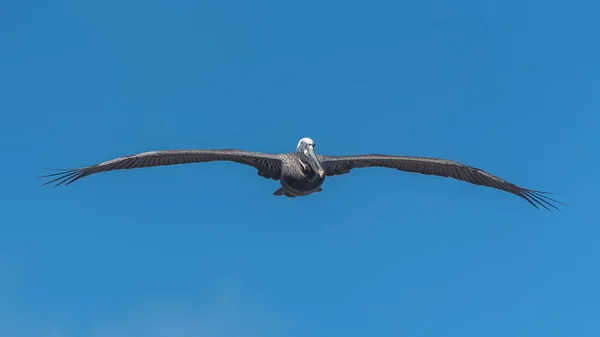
[[306, 146, 325, 178]]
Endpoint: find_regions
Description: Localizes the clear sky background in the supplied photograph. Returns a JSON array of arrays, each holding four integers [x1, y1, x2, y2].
[[1, 0, 599, 336]]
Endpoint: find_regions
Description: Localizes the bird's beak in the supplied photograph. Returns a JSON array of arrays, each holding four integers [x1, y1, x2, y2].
[[305, 145, 325, 178]]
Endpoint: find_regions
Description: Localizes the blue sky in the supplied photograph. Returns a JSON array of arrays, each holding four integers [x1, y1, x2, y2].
[[1, 0, 599, 336]]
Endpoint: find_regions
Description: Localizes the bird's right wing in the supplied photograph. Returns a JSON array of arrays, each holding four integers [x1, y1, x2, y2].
[[39, 149, 284, 186]]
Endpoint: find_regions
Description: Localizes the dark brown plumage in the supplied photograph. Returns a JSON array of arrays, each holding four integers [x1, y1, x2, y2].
[[318, 154, 562, 211], [39, 137, 562, 210], [40, 149, 283, 187]]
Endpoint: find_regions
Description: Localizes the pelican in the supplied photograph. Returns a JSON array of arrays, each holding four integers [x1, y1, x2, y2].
[[39, 137, 561, 210]]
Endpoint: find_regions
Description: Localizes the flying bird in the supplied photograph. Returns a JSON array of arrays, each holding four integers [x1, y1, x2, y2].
[[39, 137, 562, 210]]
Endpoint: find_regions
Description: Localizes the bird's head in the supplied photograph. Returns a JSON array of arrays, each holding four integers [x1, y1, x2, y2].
[[296, 137, 324, 178]]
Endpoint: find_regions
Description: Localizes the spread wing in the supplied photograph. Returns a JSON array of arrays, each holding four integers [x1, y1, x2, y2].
[[318, 154, 562, 211], [40, 149, 283, 186]]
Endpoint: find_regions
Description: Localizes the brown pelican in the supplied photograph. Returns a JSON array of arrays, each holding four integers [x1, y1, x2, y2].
[[39, 137, 562, 210]]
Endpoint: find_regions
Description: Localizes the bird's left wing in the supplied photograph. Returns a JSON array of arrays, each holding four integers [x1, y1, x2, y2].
[[40, 149, 284, 186], [318, 154, 562, 211]]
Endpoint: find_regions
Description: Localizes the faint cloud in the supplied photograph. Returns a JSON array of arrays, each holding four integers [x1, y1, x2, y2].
[[0, 277, 284, 337], [91, 292, 283, 337]]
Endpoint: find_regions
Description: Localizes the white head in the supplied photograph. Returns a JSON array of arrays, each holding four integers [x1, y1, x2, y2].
[[295, 137, 324, 177], [297, 137, 315, 150]]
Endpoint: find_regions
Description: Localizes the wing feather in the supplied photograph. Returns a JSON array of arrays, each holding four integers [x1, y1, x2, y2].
[[318, 154, 563, 211], [39, 149, 283, 186]]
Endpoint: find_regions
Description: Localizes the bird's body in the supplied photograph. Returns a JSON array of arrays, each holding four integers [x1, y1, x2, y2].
[[40, 137, 562, 210], [277, 153, 326, 197]]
